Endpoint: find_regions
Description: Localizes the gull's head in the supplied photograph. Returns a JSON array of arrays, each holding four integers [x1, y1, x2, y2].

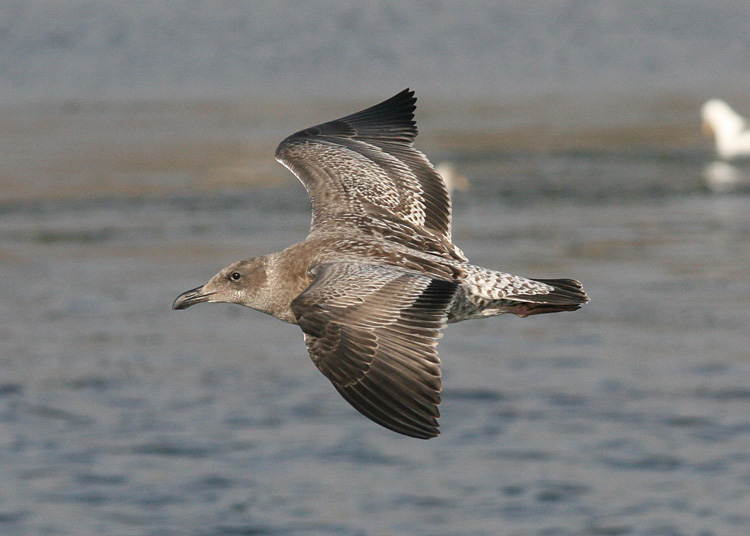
[[173, 256, 269, 310]]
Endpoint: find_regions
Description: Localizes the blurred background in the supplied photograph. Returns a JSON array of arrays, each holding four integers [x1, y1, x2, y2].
[[1, 2, 750, 535]]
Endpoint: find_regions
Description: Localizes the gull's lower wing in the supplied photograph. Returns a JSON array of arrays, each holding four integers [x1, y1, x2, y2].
[[290, 262, 458, 439]]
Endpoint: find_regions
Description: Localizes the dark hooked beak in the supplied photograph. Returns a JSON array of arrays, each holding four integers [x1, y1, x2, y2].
[[172, 286, 214, 310]]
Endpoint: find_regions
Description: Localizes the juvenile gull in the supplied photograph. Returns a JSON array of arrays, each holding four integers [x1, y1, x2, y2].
[[173, 90, 589, 439]]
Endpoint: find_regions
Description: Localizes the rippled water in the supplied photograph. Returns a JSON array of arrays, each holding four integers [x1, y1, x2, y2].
[[2, 158, 750, 534]]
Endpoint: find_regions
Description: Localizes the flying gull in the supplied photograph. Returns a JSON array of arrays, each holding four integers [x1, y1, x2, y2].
[[173, 89, 589, 439], [701, 99, 750, 160]]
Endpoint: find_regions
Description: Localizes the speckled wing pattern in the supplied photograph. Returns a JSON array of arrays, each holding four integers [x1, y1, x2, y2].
[[290, 263, 459, 439], [275, 89, 453, 242]]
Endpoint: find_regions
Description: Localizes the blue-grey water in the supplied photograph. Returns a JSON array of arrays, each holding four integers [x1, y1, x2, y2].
[[3, 185, 750, 536], [1, 0, 750, 104], [2, 2, 750, 536]]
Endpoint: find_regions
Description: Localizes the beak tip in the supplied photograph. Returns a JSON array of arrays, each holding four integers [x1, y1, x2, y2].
[[172, 296, 190, 310], [172, 285, 207, 310]]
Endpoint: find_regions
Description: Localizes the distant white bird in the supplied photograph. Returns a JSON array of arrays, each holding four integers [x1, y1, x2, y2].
[[434, 162, 470, 193], [701, 99, 750, 160]]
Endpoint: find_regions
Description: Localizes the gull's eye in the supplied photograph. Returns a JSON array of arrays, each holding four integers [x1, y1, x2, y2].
[[229, 271, 242, 282]]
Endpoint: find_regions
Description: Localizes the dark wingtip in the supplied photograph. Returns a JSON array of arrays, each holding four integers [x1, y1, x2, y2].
[[335, 88, 418, 144], [275, 88, 419, 158]]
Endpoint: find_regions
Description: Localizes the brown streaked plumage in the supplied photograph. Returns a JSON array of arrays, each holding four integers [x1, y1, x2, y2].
[[173, 89, 589, 439]]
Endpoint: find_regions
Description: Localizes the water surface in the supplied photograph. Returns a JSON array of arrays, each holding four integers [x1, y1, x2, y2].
[[2, 3, 750, 533], [2, 105, 750, 534]]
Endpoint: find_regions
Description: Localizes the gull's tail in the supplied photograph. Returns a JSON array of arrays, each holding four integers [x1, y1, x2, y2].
[[507, 278, 589, 317]]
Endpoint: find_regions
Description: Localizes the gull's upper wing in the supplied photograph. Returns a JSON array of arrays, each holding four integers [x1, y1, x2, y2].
[[290, 262, 458, 439], [275, 89, 453, 242]]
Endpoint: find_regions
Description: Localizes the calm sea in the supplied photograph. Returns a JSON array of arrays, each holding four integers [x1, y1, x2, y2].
[[1, 1, 749, 104]]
